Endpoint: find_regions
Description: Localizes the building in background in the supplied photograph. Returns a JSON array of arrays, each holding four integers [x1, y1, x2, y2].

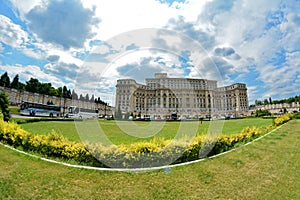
[[115, 73, 248, 118], [0, 86, 114, 117]]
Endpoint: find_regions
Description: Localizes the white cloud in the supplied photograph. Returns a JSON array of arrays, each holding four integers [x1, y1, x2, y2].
[[9, 0, 42, 17], [0, 14, 44, 60], [81, 0, 211, 41], [0, 43, 4, 52], [44, 50, 84, 83], [47, 49, 83, 66], [24, 0, 99, 49], [91, 45, 111, 55], [0, 64, 65, 88], [187, 0, 300, 101], [3, 0, 300, 103], [0, 15, 29, 48]]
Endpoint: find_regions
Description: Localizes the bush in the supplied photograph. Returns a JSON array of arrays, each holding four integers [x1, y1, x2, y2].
[[273, 113, 293, 126], [255, 109, 271, 117], [293, 112, 300, 119], [0, 92, 10, 121], [0, 118, 96, 165]]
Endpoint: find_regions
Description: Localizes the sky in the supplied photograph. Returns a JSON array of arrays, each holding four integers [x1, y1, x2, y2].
[[0, 0, 299, 106]]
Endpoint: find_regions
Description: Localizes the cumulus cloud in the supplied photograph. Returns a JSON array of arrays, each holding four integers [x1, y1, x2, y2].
[[214, 46, 241, 60], [0, 64, 65, 87], [25, 0, 100, 49], [0, 15, 29, 48], [44, 62, 80, 81], [2, 0, 300, 104], [46, 55, 60, 63], [0, 43, 4, 53], [190, 0, 300, 101], [115, 53, 187, 83], [165, 16, 215, 50], [0, 14, 44, 60], [44, 50, 84, 82]]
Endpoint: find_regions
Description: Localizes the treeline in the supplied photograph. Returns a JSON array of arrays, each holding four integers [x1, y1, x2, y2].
[[0, 71, 108, 105], [252, 95, 300, 107]]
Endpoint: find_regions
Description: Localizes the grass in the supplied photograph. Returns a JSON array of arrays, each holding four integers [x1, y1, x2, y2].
[[0, 120, 299, 199], [19, 118, 273, 144], [8, 106, 20, 115]]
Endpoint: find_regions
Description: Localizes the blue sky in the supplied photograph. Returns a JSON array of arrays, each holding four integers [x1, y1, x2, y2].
[[0, 0, 299, 106]]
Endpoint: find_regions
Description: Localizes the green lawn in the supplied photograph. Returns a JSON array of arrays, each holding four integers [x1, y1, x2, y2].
[[19, 118, 273, 145], [1, 120, 299, 199], [8, 106, 20, 115]]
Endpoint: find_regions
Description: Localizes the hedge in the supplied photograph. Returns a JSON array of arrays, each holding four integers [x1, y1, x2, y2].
[[273, 113, 293, 126], [0, 113, 293, 168]]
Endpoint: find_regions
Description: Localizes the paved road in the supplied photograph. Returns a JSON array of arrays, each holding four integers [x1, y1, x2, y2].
[[11, 114, 42, 119]]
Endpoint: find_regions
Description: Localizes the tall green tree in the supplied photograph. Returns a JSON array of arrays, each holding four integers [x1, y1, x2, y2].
[[62, 86, 71, 99], [269, 97, 272, 104], [62, 86, 68, 98], [255, 100, 262, 106], [40, 83, 52, 95], [56, 87, 63, 97], [90, 94, 95, 102], [0, 72, 10, 87], [72, 89, 78, 100], [25, 78, 41, 93], [67, 89, 72, 99], [10, 74, 19, 89], [18, 82, 26, 91], [0, 92, 10, 121], [85, 94, 89, 101], [48, 85, 58, 96], [79, 94, 84, 101]]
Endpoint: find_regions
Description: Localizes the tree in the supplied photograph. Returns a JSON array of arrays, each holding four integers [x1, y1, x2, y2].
[[18, 82, 26, 91], [79, 94, 85, 101], [56, 87, 63, 97], [62, 86, 68, 98], [0, 92, 10, 121], [90, 94, 95, 102], [255, 109, 271, 117], [25, 78, 41, 93], [61, 86, 72, 99], [47, 100, 54, 105], [269, 97, 272, 104], [283, 107, 287, 114], [85, 94, 89, 101], [255, 100, 262, 106], [263, 99, 269, 105], [67, 89, 72, 99], [72, 89, 78, 100], [10, 74, 19, 89], [49, 85, 58, 96], [0, 72, 10, 87], [40, 83, 52, 95]]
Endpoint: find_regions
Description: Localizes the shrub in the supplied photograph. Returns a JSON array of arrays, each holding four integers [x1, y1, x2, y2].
[[0, 92, 10, 121], [255, 109, 271, 117], [273, 113, 293, 126], [292, 112, 300, 119]]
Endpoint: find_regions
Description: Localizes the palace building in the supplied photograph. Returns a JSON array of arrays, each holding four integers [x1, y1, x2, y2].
[[115, 73, 248, 118]]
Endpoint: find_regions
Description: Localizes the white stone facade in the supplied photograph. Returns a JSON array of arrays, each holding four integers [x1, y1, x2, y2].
[[115, 73, 248, 117]]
